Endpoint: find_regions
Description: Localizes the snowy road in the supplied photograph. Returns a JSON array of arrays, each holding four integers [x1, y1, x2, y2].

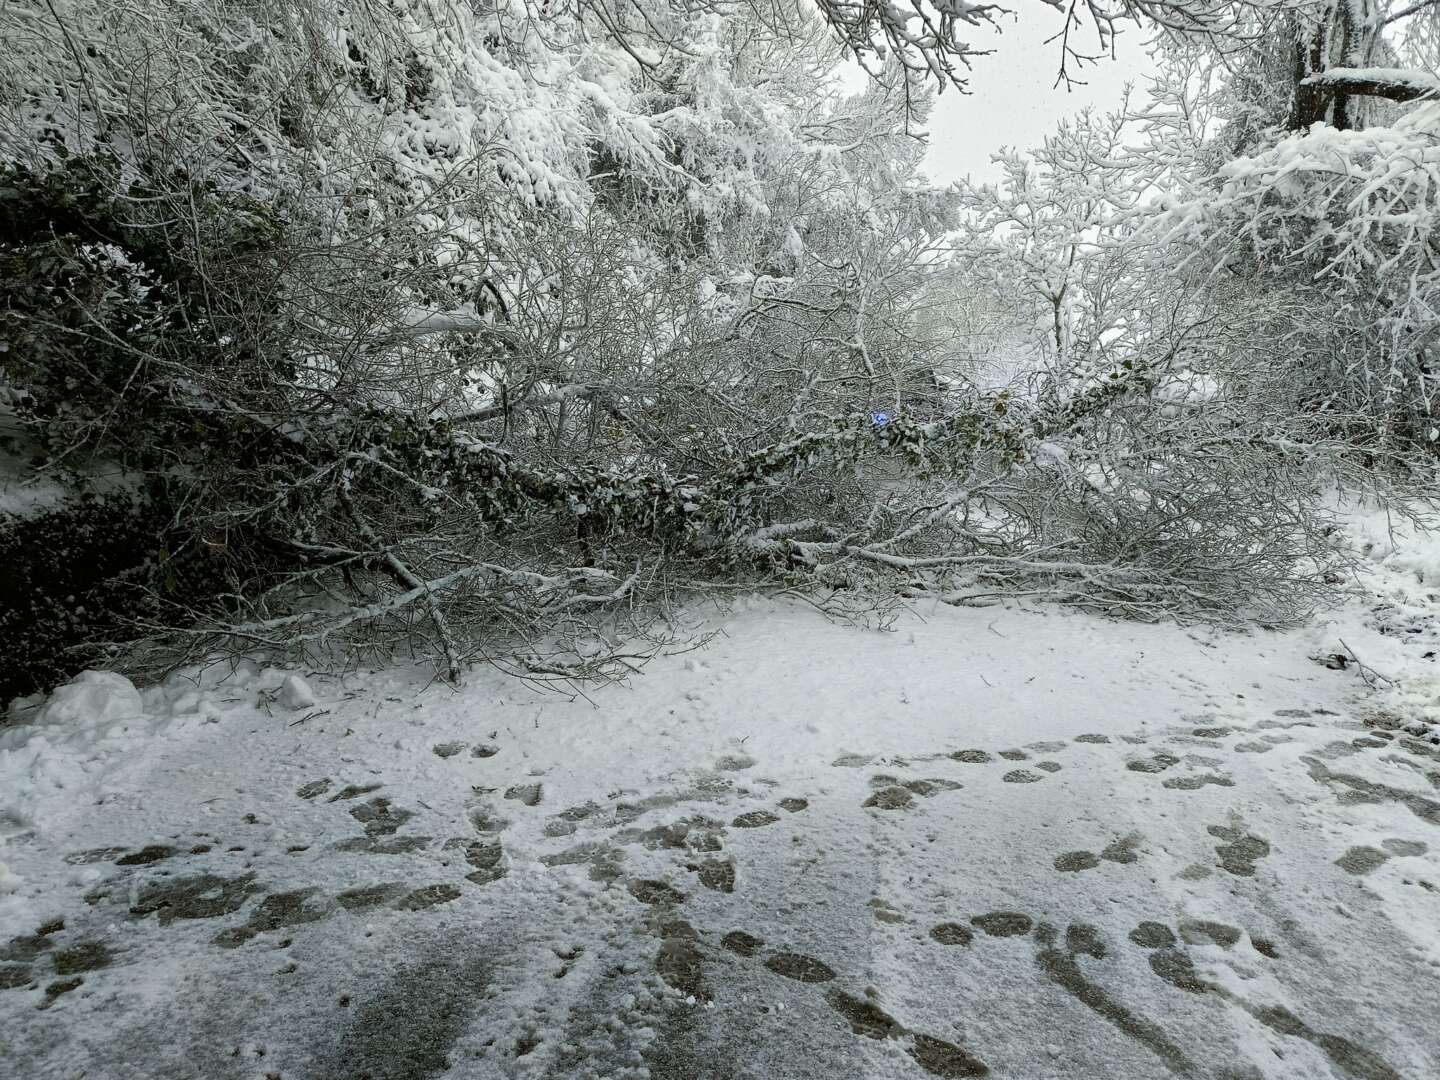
[[3, 601, 1440, 1079]]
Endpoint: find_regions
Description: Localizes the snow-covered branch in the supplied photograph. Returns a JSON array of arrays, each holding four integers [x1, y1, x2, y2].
[[1300, 66, 1440, 103]]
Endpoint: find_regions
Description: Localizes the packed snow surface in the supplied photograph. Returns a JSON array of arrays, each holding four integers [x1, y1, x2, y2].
[[2, 553, 1439, 1078]]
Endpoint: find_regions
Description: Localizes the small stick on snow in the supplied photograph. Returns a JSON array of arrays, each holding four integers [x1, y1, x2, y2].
[[1337, 638, 1395, 688]]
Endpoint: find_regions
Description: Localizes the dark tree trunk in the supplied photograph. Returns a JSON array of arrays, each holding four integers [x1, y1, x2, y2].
[[1287, 16, 1331, 130]]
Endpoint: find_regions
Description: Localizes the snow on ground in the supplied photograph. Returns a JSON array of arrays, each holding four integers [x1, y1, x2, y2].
[[2, 542, 1440, 1079]]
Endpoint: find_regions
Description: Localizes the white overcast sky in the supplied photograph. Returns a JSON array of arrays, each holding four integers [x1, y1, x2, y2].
[[908, 16, 1157, 185]]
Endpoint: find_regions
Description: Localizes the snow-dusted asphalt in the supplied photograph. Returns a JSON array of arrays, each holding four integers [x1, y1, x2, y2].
[[3, 601, 1439, 1079]]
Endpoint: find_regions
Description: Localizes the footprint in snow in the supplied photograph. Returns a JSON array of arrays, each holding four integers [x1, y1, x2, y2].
[[444, 838, 505, 884], [869, 898, 905, 924], [212, 887, 334, 948], [1053, 851, 1102, 872], [970, 911, 1033, 937], [628, 879, 688, 906], [1176, 919, 1241, 948], [1336, 845, 1391, 875], [1335, 839, 1427, 875], [503, 783, 542, 807], [950, 749, 993, 763], [543, 801, 600, 837], [863, 774, 964, 808], [1052, 833, 1143, 873], [721, 930, 763, 956], [349, 796, 414, 836], [328, 782, 383, 802], [764, 951, 836, 982], [690, 858, 735, 893], [63, 847, 131, 865], [334, 835, 433, 855], [539, 841, 625, 883], [865, 786, 914, 809], [929, 922, 974, 945], [1162, 773, 1235, 790], [731, 810, 780, 828], [1383, 837, 1428, 856], [1126, 753, 1180, 774], [1208, 822, 1271, 877], [114, 845, 177, 866], [715, 754, 756, 771]]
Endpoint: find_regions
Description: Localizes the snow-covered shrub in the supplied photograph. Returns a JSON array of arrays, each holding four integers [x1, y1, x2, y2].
[[0, 156, 304, 698], [0, 486, 235, 703], [0, 158, 290, 460], [1160, 111, 1440, 458]]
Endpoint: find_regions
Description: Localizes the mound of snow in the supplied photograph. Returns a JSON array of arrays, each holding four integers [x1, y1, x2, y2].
[[35, 670, 144, 729], [1388, 528, 1440, 587], [1305, 500, 1440, 732], [1, 671, 163, 838], [279, 674, 317, 710]]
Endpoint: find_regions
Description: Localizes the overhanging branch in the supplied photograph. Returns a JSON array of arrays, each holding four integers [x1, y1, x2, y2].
[[1301, 67, 1440, 105]]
